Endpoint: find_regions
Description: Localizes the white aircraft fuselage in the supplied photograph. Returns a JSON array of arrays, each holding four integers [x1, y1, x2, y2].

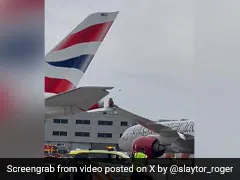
[[118, 120, 194, 152]]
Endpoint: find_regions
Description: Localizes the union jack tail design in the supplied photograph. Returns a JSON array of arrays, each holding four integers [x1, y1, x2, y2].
[[45, 12, 119, 94]]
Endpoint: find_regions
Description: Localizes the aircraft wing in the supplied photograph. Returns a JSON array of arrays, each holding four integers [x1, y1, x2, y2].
[[45, 86, 113, 110], [115, 106, 194, 153], [114, 106, 184, 138]]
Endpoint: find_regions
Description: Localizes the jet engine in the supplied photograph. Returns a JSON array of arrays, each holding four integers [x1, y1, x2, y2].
[[88, 100, 104, 110], [132, 136, 166, 158]]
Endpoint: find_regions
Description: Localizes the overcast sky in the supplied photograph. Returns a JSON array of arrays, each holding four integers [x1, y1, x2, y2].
[[45, 0, 194, 120], [46, 0, 240, 157]]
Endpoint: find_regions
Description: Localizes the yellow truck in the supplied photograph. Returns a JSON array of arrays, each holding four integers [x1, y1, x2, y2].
[[67, 149, 132, 180]]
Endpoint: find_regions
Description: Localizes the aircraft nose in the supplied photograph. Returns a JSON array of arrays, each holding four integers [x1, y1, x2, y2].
[[118, 137, 125, 150]]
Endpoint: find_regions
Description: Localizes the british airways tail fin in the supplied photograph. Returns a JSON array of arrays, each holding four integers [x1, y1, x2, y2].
[[45, 12, 119, 94]]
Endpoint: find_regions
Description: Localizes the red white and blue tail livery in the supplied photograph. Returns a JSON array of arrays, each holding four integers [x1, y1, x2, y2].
[[45, 12, 119, 119]]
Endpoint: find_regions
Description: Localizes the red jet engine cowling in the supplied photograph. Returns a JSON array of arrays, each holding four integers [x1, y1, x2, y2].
[[132, 136, 166, 158]]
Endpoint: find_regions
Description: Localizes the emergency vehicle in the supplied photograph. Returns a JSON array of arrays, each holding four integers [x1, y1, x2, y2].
[[68, 146, 129, 159], [44, 144, 69, 158], [67, 146, 131, 180]]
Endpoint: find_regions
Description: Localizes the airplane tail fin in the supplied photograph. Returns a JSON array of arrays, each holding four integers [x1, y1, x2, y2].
[[88, 99, 104, 110], [45, 12, 119, 94], [86, 97, 115, 113], [108, 98, 115, 107]]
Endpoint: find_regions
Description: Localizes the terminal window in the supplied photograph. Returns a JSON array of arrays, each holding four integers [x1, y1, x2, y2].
[[98, 133, 112, 138], [98, 120, 113, 126], [121, 121, 128, 126], [53, 119, 68, 124], [52, 131, 67, 136], [76, 120, 90, 125], [75, 132, 90, 137]]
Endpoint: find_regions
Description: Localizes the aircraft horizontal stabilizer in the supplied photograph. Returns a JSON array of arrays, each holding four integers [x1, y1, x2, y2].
[[45, 86, 113, 110]]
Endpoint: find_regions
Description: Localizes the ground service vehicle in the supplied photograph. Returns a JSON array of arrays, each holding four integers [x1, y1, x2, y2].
[[67, 149, 133, 180]]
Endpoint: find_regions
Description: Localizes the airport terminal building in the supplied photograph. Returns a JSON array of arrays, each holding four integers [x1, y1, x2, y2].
[[44, 111, 135, 150]]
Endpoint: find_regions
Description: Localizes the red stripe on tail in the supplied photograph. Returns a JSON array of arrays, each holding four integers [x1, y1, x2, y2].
[[53, 22, 113, 51], [45, 77, 75, 94]]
